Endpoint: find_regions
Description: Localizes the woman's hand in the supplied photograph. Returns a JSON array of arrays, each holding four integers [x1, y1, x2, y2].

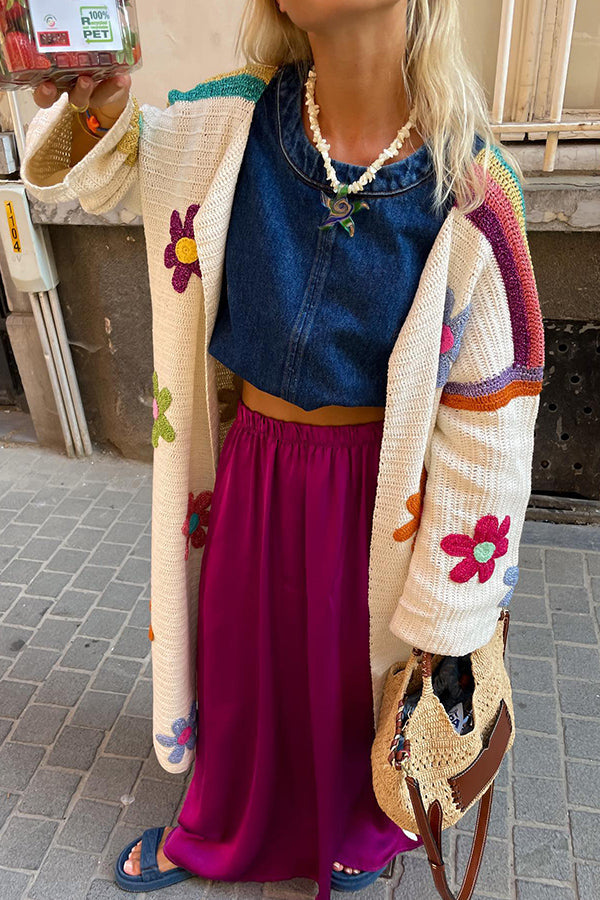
[[33, 73, 131, 129]]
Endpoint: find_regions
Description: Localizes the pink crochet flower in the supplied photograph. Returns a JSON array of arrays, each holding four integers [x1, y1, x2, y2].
[[440, 514, 510, 584], [164, 204, 201, 293], [182, 490, 213, 560]]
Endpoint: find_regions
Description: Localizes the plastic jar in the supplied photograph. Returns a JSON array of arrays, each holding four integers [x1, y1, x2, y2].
[[0, 0, 142, 90]]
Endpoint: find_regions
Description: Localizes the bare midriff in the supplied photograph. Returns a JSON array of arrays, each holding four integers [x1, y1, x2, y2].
[[241, 379, 385, 425]]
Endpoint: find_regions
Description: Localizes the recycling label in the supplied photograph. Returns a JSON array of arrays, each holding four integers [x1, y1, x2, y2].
[[27, 0, 124, 53]]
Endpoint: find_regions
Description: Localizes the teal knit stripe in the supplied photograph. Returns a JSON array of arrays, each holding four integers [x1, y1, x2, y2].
[[168, 72, 270, 107], [491, 144, 526, 218]]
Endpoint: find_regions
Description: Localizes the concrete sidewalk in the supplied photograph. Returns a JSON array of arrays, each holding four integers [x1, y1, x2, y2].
[[0, 444, 598, 900]]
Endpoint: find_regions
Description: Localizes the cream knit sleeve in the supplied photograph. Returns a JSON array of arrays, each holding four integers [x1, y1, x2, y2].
[[388, 214, 545, 657], [20, 89, 142, 217]]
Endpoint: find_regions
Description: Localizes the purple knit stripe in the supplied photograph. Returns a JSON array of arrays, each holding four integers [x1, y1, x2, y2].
[[444, 364, 544, 398], [467, 202, 530, 367]]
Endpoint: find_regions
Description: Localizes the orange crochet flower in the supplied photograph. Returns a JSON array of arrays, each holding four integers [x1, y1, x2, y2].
[[393, 465, 427, 550]]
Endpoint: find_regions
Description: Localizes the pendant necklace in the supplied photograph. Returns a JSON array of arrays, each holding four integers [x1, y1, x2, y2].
[[304, 66, 418, 237]]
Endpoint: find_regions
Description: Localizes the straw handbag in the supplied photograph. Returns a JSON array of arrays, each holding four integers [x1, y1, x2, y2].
[[371, 611, 514, 900]]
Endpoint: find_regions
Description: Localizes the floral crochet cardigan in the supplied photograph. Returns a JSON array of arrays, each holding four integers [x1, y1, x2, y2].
[[21, 62, 544, 774]]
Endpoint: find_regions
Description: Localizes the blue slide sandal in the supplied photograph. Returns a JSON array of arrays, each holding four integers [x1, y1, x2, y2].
[[115, 826, 194, 892], [330, 861, 388, 892]]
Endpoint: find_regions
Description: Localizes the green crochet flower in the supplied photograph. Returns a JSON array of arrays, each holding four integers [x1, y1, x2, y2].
[[151, 372, 175, 448]]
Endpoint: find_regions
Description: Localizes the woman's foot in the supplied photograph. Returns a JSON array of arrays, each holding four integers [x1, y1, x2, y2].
[[332, 861, 362, 875], [123, 825, 178, 876]]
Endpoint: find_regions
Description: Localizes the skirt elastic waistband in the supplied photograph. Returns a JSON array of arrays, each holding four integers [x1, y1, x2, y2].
[[234, 399, 384, 448]]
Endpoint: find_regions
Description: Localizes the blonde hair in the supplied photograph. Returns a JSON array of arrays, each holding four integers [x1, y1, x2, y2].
[[235, 0, 525, 215]]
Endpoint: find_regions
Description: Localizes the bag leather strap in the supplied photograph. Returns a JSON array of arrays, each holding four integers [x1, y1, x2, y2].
[[406, 775, 494, 900]]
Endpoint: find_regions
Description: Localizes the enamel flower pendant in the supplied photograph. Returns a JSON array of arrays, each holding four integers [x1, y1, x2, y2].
[[318, 183, 369, 238]]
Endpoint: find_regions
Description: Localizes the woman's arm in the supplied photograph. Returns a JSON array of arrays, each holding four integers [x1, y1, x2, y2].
[[388, 202, 544, 657], [21, 75, 144, 217]]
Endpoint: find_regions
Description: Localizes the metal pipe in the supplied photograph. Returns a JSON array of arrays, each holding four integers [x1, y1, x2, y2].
[[28, 292, 75, 458], [38, 291, 84, 458], [48, 286, 92, 456]]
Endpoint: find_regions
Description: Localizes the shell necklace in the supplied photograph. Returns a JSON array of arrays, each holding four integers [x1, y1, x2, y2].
[[304, 66, 417, 237]]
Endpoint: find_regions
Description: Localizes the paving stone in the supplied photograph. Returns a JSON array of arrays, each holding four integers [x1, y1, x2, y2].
[[119, 503, 151, 526], [545, 549, 585, 586], [8, 647, 59, 682], [551, 613, 597, 645], [557, 678, 600, 718], [14, 503, 53, 525], [0, 791, 17, 827], [37, 516, 78, 540], [518, 546, 543, 570], [4, 596, 51, 628], [122, 777, 185, 826], [0, 741, 44, 790], [96, 490, 135, 510], [592, 578, 600, 605], [557, 645, 600, 680], [513, 691, 559, 734], [98, 581, 143, 611], [52, 589, 97, 619], [0, 717, 11, 744], [0, 624, 31, 656], [112, 627, 151, 660], [455, 835, 510, 897], [576, 862, 600, 900], [133, 534, 151, 560], [47, 725, 104, 770], [80, 608, 127, 640], [105, 522, 142, 545], [92, 656, 142, 693], [27, 570, 72, 598], [515, 884, 575, 900], [0, 523, 37, 547], [563, 718, 600, 762], [512, 733, 561, 778], [116, 557, 150, 585], [105, 715, 153, 758], [19, 768, 81, 817], [12, 703, 68, 744], [29, 848, 100, 900], [510, 595, 549, 625], [88, 542, 130, 568], [128, 596, 151, 628], [66, 527, 105, 551], [30, 617, 78, 650], [548, 586, 591, 614], [57, 798, 121, 852], [61, 636, 110, 670], [83, 755, 142, 801], [570, 810, 600, 860], [72, 566, 118, 592], [566, 760, 600, 809], [0, 868, 31, 898], [69, 481, 106, 500], [55, 496, 94, 518], [0, 679, 36, 716], [0, 815, 58, 869], [513, 824, 573, 881], [32, 484, 71, 506], [18, 538, 62, 561], [46, 548, 89, 573], [587, 554, 600, 577], [513, 775, 568, 825], [73, 690, 126, 730], [0, 558, 43, 585], [125, 680, 153, 717], [508, 625, 555, 659], [36, 669, 90, 706], [0, 490, 35, 510], [0, 582, 20, 612], [515, 569, 546, 596]]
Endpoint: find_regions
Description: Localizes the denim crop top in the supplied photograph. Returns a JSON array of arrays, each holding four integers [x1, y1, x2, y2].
[[208, 62, 481, 410]]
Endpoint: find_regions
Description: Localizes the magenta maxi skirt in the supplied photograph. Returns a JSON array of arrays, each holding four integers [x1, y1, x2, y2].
[[163, 399, 422, 898]]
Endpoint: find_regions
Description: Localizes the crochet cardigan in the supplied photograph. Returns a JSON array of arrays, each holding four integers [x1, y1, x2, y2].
[[21, 62, 544, 775]]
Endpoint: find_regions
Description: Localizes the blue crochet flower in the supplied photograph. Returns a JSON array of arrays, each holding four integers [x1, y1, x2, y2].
[[156, 702, 197, 764], [436, 287, 471, 388], [499, 566, 520, 608]]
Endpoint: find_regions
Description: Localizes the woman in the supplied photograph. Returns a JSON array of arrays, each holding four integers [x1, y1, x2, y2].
[[23, 0, 543, 896]]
